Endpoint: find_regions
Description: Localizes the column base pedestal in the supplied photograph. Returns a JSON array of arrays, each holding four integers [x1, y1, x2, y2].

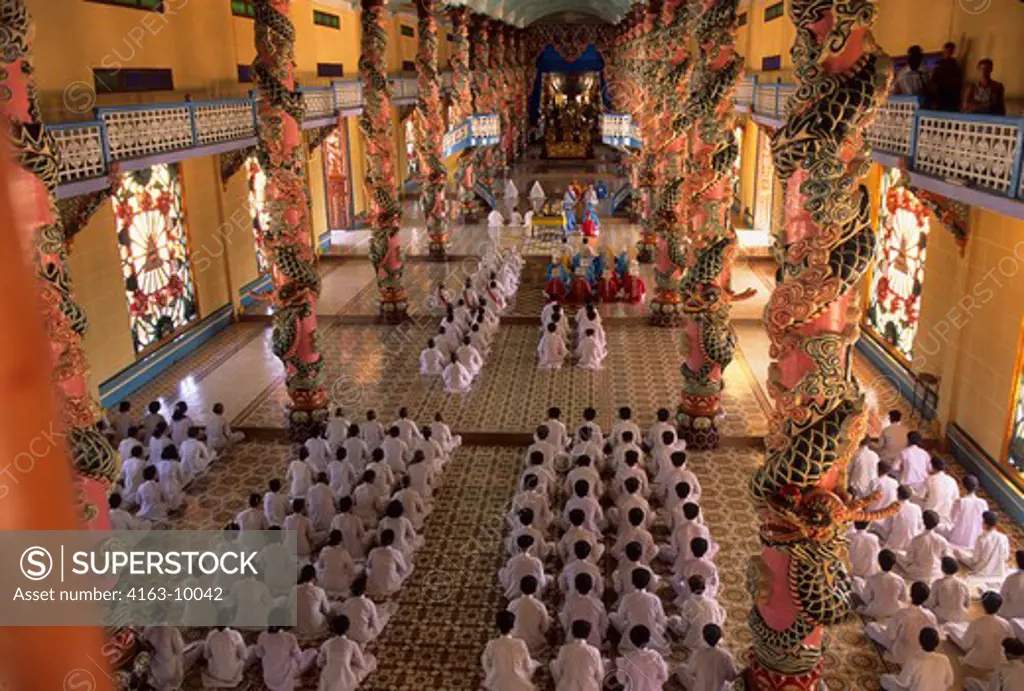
[[287, 405, 329, 442], [740, 658, 825, 691], [427, 235, 449, 261], [650, 294, 684, 327], [677, 411, 720, 450]]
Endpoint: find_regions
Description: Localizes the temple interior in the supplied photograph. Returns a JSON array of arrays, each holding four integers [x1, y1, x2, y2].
[[3, 0, 1024, 689]]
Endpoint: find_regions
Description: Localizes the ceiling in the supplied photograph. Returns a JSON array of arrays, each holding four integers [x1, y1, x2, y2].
[[332, 0, 634, 27]]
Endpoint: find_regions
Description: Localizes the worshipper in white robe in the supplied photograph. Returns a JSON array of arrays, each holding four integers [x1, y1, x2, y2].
[[149, 422, 172, 465], [470, 323, 491, 358], [849, 437, 881, 498], [940, 475, 989, 549], [501, 536, 549, 599], [341, 425, 370, 472], [662, 503, 717, 569], [336, 576, 395, 645], [236, 493, 268, 532], [325, 407, 350, 452], [394, 477, 430, 531], [509, 576, 551, 654], [948, 591, 1013, 671], [674, 575, 727, 650], [136, 466, 169, 522], [529, 181, 546, 214], [118, 426, 142, 464], [537, 323, 568, 370], [200, 622, 248, 689], [1001, 550, 1024, 619], [510, 210, 524, 227], [378, 500, 424, 559], [304, 434, 331, 475], [611, 407, 643, 447], [180, 427, 216, 478], [360, 410, 386, 451], [287, 447, 316, 499], [366, 529, 413, 599], [141, 401, 167, 441], [207, 402, 245, 450], [120, 444, 147, 507], [458, 336, 485, 378], [169, 403, 194, 446], [294, 566, 334, 638], [926, 557, 971, 624], [675, 623, 741, 691], [143, 625, 192, 691], [330, 497, 371, 561], [644, 408, 673, 450], [317, 530, 360, 598], [482, 610, 540, 691], [420, 339, 445, 376], [898, 510, 951, 583], [672, 537, 720, 603], [613, 511, 659, 566], [575, 328, 606, 371], [488, 209, 505, 247], [156, 445, 188, 510], [613, 569, 670, 651], [253, 622, 318, 691], [879, 627, 954, 691], [543, 407, 570, 451], [615, 625, 670, 691], [612, 450, 650, 499], [264, 478, 289, 528], [381, 427, 410, 475], [956, 511, 1012, 589], [898, 432, 931, 490], [550, 620, 604, 691], [877, 410, 910, 464], [390, 408, 422, 447], [608, 478, 652, 530], [849, 521, 882, 588], [284, 498, 320, 559], [317, 615, 377, 691], [559, 521, 604, 565], [108, 493, 151, 531], [443, 353, 474, 395], [559, 573, 608, 647], [870, 463, 901, 518], [613, 544, 659, 596], [504, 178, 519, 217], [432, 412, 462, 454], [857, 550, 909, 619], [883, 486, 924, 552], [866, 581, 938, 666], [507, 508, 554, 561], [326, 449, 357, 498], [964, 638, 1024, 691], [656, 452, 702, 506], [110, 401, 134, 440], [917, 457, 959, 521]]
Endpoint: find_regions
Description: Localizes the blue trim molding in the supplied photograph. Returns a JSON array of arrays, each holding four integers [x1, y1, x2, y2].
[[946, 423, 1024, 525], [239, 274, 274, 310], [318, 231, 332, 253], [98, 304, 235, 409], [856, 327, 937, 420]]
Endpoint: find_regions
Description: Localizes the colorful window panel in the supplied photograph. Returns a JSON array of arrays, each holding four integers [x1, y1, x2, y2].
[[1008, 357, 1024, 480], [113, 164, 197, 353], [867, 167, 930, 361], [245, 154, 271, 274]]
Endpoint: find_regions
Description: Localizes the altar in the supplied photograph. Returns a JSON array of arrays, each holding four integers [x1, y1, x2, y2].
[[541, 71, 599, 159]]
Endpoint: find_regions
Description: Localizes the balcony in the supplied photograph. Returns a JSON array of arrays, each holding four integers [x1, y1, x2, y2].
[[49, 74, 442, 199], [734, 74, 1024, 215]]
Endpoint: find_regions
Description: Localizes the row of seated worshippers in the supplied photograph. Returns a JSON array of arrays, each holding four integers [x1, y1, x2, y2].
[[481, 406, 742, 690], [421, 246, 523, 394], [111, 399, 243, 528], [545, 239, 646, 305], [843, 428, 1024, 690], [137, 407, 462, 691], [537, 300, 608, 371]]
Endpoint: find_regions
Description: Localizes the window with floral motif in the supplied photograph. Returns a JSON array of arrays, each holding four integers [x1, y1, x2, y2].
[[113, 164, 197, 353], [866, 167, 930, 361], [245, 154, 271, 274]]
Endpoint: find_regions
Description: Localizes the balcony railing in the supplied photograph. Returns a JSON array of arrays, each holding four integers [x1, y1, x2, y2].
[[443, 114, 501, 158], [47, 72, 451, 188], [600, 113, 642, 150], [734, 74, 1024, 201]]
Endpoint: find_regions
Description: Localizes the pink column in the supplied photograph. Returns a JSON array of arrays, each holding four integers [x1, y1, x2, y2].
[[449, 7, 475, 222], [415, 0, 449, 259]]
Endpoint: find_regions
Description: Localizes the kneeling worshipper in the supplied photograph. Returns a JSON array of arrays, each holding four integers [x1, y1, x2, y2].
[[955, 511, 1012, 590], [1001, 550, 1024, 620], [252, 615, 318, 691], [443, 352, 474, 395], [550, 620, 605, 690], [946, 591, 1014, 672], [878, 627, 954, 691], [198, 618, 249, 689], [488, 208, 505, 246], [865, 581, 938, 666], [856, 549, 909, 620], [964, 638, 1024, 691], [538, 323, 568, 370], [614, 625, 669, 691], [576, 328, 607, 371], [619, 257, 646, 303], [481, 610, 540, 691], [940, 475, 989, 549], [674, 623, 741, 691], [336, 576, 395, 645], [316, 614, 378, 691]]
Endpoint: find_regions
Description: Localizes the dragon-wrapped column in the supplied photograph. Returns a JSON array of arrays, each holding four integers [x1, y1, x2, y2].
[[449, 6, 475, 222], [415, 0, 449, 259], [469, 15, 494, 197], [674, 0, 745, 447], [745, 1, 895, 688], [359, 0, 408, 321], [489, 22, 508, 173], [634, 0, 663, 263], [254, 0, 330, 437]]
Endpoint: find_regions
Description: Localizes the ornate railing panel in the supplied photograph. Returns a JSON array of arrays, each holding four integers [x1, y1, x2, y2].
[[333, 80, 363, 109], [865, 95, 920, 155], [193, 100, 256, 145], [735, 74, 755, 106], [300, 87, 336, 119], [98, 105, 193, 161], [391, 77, 418, 100], [49, 122, 107, 183], [914, 113, 1022, 195], [755, 82, 779, 116]]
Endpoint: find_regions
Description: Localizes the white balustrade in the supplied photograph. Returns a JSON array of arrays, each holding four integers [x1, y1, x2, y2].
[[301, 89, 336, 119], [99, 106, 192, 161], [914, 114, 1021, 195], [333, 80, 363, 109], [735, 76, 755, 106], [193, 100, 256, 145], [392, 77, 418, 100], [777, 83, 796, 116], [865, 97, 919, 155], [755, 83, 778, 117], [49, 123, 106, 183], [471, 114, 500, 140]]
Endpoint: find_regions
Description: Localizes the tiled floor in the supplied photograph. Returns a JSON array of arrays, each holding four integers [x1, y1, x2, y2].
[[130, 150, 1019, 690]]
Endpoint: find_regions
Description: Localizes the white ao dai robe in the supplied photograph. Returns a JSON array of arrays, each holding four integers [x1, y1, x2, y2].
[[551, 640, 604, 691], [443, 360, 474, 394], [509, 594, 551, 653], [481, 635, 537, 691], [317, 635, 377, 691], [420, 347, 445, 375], [879, 651, 954, 691], [926, 575, 970, 623], [615, 649, 668, 691], [538, 332, 568, 370], [254, 630, 316, 691], [201, 628, 247, 688], [676, 645, 740, 691], [942, 493, 988, 548]]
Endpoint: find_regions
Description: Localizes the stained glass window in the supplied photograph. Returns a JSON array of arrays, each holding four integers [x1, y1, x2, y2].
[[245, 155, 271, 274], [1008, 361, 1024, 480], [867, 167, 930, 361], [405, 117, 419, 178], [113, 164, 197, 353]]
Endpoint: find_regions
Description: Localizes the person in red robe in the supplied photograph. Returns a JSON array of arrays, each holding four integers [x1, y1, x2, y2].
[[621, 261, 646, 303], [569, 269, 593, 304], [597, 268, 619, 302], [581, 218, 597, 238]]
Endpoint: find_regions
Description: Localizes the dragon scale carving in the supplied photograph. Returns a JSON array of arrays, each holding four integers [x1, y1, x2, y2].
[[415, 0, 449, 258]]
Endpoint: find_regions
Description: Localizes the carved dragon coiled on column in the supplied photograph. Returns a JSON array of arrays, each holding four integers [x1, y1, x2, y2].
[[359, 0, 408, 321], [254, 0, 329, 437], [469, 16, 493, 198], [449, 7, 475, 222], [742, 2, 896, 688], [416, 0, 449, 259]]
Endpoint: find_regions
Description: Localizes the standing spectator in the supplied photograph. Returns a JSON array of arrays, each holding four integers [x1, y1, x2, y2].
[[929, 42, 962, 111], [893, 46, 929, 97], [963, 58, 1006, 115]]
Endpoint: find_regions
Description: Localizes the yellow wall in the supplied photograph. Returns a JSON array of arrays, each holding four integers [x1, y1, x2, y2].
[[215, 159, 261, 303], [307, 139, 329, 241], [737, 117, 759, 221], [180, 158, 232, 317]]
